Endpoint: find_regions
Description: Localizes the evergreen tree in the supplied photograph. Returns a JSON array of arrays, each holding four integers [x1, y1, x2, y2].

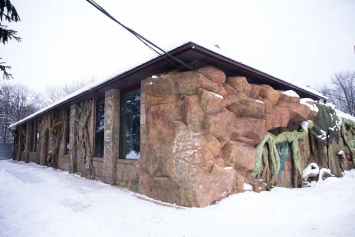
[[0, 0, 21, 80]]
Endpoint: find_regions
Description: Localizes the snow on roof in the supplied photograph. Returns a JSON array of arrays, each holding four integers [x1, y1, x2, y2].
[[282, 90, 300, 98], [337, 109, 355, 123], [9, 39, 326, 131], [185, 38, 326, 100]]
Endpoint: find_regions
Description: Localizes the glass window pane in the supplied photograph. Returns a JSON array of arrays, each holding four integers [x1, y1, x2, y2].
[[95, 100, 105, 157], [121, 90, 140, 116], [65, 109, 70, 155], [120, 115, 140, 159], [120, 88, 140, 159]]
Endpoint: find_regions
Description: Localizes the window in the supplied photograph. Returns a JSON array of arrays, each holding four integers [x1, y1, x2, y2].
[[31, 122, 37, 152], [65, 109, 70, 155], [35, 120, 39, 152], [120, 88, 140, 159], [95, 99, 105, 157]]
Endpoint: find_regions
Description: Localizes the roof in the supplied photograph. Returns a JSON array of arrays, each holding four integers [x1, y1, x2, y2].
[[9, 40, 326, 131]]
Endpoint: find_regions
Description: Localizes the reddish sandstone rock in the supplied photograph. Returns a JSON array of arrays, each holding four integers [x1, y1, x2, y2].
[[227, 98, 265, 119], [144, 76, 176, 108], [197, 65, 226, 84], [190, 165, 236, 207], [175, 71, 202, 95], [260, 84, 281, 106], [235, 171, 247, 192], [129, 65, 319, 207], [231, 118, 267, 146], [204, 108, 235, 147], [225, 76, 251, 93], [144, 75, 175, 97], [265, 106, 291, 130], [214, 157, 225, 167], [182, 95, 205, 131], [277, 90, 301, 108], [165, 130, 234, 207], [247, 84, 262, 99], [175, 71, 227, 97], [199, 88, 224, 115], [223, 83, 238, 95], [261, 98, 274, 114], [289, 103, 313, 123], [198, 75, 228, 97], [232, 142, 257, 173], [223, 92, 249, 108], [221, 141, 256, 169], [221, 141, 257, 192], [301, 98, 319, 118]]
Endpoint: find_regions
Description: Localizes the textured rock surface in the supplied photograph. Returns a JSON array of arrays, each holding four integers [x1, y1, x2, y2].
[[308, 103, 354, 177], [128, 65, 319, 207]]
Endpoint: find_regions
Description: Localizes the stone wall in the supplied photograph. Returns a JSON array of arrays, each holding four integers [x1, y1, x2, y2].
[[128, 65, 320, 207]]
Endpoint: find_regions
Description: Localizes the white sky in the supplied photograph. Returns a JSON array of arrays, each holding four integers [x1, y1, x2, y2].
[[1, 0, 355, 92]]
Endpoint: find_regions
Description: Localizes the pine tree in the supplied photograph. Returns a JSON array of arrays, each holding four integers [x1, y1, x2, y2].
[[0, 0, 21, 80]]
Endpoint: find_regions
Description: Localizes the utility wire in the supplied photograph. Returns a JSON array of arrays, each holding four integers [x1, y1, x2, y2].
[[86, 0, 194, 71]]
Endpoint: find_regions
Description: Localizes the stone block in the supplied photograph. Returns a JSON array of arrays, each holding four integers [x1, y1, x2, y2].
[[123, 171, 130, 182], [277, 90, 300, 108], [227, 98, 265, 119], [199, 88, 224, 115], [260, 84, 280, 106], [225, 76, 250, 93], [204, 108, 235, 146], [144, 75, 175, 98], [289, 103, 312, 123], [221, 141, 257, 172], [232, 118, 267, 146], [197, 65, 226, 84], [265, 106, 291, 130], [182, 95, 205, 131], [116, 170, 123, 181]]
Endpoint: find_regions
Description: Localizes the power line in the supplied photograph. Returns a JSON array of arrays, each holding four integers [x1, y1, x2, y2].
[[86, 0, 194, 71]]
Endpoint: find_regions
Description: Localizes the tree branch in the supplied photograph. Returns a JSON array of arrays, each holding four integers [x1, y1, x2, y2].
[[0, 59, 13, 79]]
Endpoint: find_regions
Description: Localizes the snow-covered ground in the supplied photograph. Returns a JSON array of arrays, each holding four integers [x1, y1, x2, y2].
[[1, 160, 355, 237]]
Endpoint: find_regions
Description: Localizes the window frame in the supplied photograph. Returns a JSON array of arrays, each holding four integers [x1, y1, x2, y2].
[[94, 98, 105, 158], [119, 87, 141, 160]]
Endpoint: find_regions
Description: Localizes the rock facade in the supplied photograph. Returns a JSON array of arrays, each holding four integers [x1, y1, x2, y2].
[[10, 64, 355, 208], [128, 65, 318, 207]]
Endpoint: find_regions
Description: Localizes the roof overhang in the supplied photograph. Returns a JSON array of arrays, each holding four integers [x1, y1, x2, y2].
[[9, 41, 326, 130]]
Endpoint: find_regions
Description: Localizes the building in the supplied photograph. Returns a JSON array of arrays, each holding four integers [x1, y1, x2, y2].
[[9, 41, 354, 207]]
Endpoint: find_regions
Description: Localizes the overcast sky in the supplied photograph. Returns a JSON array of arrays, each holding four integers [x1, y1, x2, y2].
[[2, 0, 355, 93]]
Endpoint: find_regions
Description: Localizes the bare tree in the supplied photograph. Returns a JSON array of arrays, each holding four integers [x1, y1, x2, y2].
[[320, 71, 355, 116], [39, 77, 96, 107], [0, 83, 40, 142], [1, 0, 21, 79]]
